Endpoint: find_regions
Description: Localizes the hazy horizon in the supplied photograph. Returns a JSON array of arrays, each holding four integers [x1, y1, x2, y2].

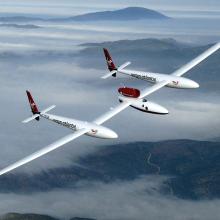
[[0, 0, 219, 18]]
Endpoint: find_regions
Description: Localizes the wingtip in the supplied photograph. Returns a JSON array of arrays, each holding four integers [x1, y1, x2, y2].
[[213, 42, 220, 48], [22, 119, 30, 123]]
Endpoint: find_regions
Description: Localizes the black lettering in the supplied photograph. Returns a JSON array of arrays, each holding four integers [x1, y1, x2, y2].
[[52, 119, 76, 130], [131, 73, 156, 82]]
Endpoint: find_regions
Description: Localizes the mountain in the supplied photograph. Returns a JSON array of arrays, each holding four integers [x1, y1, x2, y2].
[[0, 213, 58, 220], [210, 137, 220, 142], [0, 140, 220, 199], [0, 213, 96, 220], [0, 7, 169, 23], [0, 16, 44, 23], [70, 218, 96, 220], [78, 38, 206, 71], [0, 24, 41, 29], [64, 7, 169, 21]]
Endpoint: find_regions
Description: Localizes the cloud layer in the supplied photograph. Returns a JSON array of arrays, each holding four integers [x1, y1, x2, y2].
[[1, 176, 220, 220]]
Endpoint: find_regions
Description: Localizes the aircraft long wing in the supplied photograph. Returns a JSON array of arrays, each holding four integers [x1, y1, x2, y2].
[[0, 128, 88, 176], [172, 43, 220, 77]]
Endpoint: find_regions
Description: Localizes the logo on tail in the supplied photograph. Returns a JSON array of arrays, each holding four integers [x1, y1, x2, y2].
[[103, 48, 117, 72], [26, 90, 40, 115]]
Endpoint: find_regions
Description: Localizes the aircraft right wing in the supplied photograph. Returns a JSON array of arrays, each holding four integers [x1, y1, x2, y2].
[[172, 42, 220, 77]]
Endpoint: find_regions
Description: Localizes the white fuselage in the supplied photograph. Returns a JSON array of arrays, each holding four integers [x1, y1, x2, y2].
[[119, 69, 199, 89], [40, 113, 118, 139], [119, 96, 169, 115]]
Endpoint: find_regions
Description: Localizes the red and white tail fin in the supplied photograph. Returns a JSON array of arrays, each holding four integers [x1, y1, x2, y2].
[[103, 48, 117, 72], [102, 48, 131, 79], [22, 91, 56, 123], [26, 90, 39, 115]]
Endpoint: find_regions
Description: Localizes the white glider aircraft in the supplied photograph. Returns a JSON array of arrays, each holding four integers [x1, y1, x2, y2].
[[102, 48, 200, 89], [0, 42, 219, 176]]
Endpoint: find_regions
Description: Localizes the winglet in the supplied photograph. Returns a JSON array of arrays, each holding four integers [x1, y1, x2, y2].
[[118, 62, 131, 71], [22, 114, 40, 123]]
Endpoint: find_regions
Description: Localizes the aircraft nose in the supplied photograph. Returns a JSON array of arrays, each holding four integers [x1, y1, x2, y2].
[[184, 78, 200, 89], [105, 128, 118, 139], [109, 130, 118, 139], [190, 80, 200, 88], [160, 106, 169, 114]]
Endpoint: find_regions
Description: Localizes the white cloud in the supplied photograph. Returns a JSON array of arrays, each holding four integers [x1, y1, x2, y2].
[[0, 176, 220, 220]]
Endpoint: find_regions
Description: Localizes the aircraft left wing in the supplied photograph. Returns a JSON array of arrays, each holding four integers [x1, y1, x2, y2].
[[0, 128, 88, 176]]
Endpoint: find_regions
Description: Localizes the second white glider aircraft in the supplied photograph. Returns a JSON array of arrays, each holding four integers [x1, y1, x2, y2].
[[0, 42, 219, 176]]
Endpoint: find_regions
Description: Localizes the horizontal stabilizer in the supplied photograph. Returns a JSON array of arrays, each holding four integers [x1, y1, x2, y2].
[[118, 62, 131, 71], [22, 114, 40, 123], [41, 105, 56, 114], [101, 70, 117, 79], [22, 105, 56, 123], [101, 62, 131, 79]]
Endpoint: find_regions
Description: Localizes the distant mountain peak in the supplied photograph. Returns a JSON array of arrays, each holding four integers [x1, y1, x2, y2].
[[0, 213, 96, 220], [0, 213, 59, 220], [0, 7, 169, 23], [70, 7, 169, 21]]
